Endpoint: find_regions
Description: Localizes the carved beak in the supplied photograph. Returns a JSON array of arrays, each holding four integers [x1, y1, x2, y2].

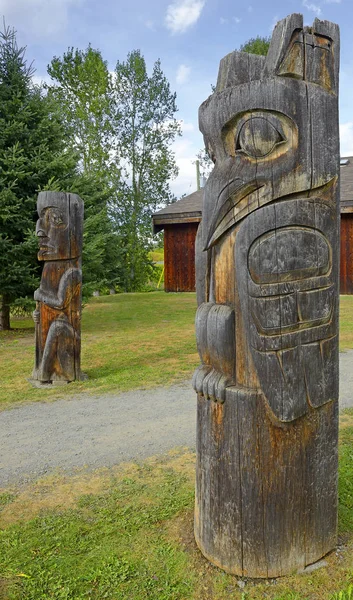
[[204, 179, 262, 250]]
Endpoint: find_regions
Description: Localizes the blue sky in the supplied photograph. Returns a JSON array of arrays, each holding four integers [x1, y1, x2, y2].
[[2, 0, 352, 197]]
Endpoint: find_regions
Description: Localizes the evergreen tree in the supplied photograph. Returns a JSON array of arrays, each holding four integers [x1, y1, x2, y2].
[[0, 24, 78, 329]]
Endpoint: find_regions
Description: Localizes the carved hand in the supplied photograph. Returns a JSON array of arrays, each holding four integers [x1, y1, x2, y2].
[[192, 302, 235, 403], [34, 288, 45, 303], [32, 309, 40, 323], [34, 268, 82, 310]]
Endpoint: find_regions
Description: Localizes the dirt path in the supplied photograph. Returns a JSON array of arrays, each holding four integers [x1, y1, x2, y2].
[[1, 350, 352, 487]]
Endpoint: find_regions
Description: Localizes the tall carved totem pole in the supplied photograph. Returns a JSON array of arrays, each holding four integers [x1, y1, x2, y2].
[[193, 15, 340, 577], [32, 192, 84, 385]]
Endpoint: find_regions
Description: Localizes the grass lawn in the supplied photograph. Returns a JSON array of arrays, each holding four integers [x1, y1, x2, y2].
[[149, 248, 164, 263], [0, 291, 198, 409], [339, 296, 353, 351], [1, 292, 353, 410], [1, 293, 353, 598], [0, 421, 353, 600]]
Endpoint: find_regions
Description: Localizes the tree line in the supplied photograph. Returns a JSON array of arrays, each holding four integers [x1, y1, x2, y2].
[[0, 25, 180, 329]]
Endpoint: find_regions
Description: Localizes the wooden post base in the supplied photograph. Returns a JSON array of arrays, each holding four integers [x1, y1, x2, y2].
[[194, 389, 338, 578]]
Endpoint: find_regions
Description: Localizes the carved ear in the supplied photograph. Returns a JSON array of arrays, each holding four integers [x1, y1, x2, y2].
[[264, 14, 339, 93], [216, 51, 265, 91], [263, 13, 304, 78], [277, 29, 305, 80], [307, 18, 340, 93]]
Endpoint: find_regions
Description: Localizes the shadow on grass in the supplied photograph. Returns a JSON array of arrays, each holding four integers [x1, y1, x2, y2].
[[0, 326, 35, 341]]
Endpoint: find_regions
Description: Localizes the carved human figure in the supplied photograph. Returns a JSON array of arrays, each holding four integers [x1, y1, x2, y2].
[[193, 15, 340, 577], [32, 192, 84, 384]]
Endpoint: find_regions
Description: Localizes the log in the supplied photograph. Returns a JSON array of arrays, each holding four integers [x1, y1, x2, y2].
[[193, 14, 340, 577], [31, 192, 84, 385]]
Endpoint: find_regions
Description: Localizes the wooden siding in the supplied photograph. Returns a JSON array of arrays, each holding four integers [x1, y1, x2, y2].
[[163, 215, 353, 295], [340, 214, 353, 294], [164, 223, 198, 292]]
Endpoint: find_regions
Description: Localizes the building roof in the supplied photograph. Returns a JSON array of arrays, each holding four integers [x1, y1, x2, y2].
[[153, 159, 353, 232], [152, 189, 203, 234], [340, 156, 353, 213]]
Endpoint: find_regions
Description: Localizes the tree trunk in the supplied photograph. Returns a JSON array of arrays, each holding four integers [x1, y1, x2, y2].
[[0, 294, 11, 330]]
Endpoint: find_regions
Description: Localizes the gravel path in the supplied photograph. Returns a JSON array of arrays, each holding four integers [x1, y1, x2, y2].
[[0, 382, 196, 487], [1, 350, 353, 487]]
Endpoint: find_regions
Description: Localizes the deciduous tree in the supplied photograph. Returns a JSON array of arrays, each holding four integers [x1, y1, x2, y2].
[[111, 50, 180, 291], [47, 46, 180, 293], [240, 35, 271, 55], [47, 46, 113, 175], [47, 47, 122, 294]]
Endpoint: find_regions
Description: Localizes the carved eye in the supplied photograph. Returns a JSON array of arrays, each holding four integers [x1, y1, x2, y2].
[[50, 210, 63, 225], [236, 116, 285, 158], [47, 208, 65, 227]]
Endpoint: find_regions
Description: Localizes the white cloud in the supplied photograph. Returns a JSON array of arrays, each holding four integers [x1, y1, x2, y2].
[[168, 125, 205, 197], [301, 0, 341, 13], [176, 64, 191, 85], [179, 120, 194, 133], [170, 138, 198, 197], [0, 0, 83, 37], [165, 0, 205, 35], [302, 0, 322, 15], [144, 19, 156, 31], [220, 16, 241, 26], [340, 122, 353, 157], [248, 5, 253, 12]]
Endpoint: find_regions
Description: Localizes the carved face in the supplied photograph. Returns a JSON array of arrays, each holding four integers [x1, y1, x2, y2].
[[36, 205, 70, 260], [36, 192, 83, 261], [197, 15, 339, 421], [36, 200, 70, 261], [199, 19, 339, 252]]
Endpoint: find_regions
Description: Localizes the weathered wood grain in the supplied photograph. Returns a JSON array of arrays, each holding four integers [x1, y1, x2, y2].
[[31, 192, 84, 385], [193, 14, 340, 577]]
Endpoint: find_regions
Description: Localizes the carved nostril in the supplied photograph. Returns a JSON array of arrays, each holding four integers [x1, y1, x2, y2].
[[36, 218, 47, 237]]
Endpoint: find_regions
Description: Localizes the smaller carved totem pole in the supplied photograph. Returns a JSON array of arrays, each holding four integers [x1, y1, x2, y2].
[[31, 192, 84, 385], [193, 15, 340, 577]]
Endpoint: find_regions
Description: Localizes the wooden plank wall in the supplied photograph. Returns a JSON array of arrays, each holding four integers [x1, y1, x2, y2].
[[340, 214, 353, 294], [164, 223, 199, 292]]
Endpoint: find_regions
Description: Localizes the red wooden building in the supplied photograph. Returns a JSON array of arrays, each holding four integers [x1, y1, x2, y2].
[[152, 190, 202, 292], [340, 157, 353, 294], [153, 159, 353, 293]]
